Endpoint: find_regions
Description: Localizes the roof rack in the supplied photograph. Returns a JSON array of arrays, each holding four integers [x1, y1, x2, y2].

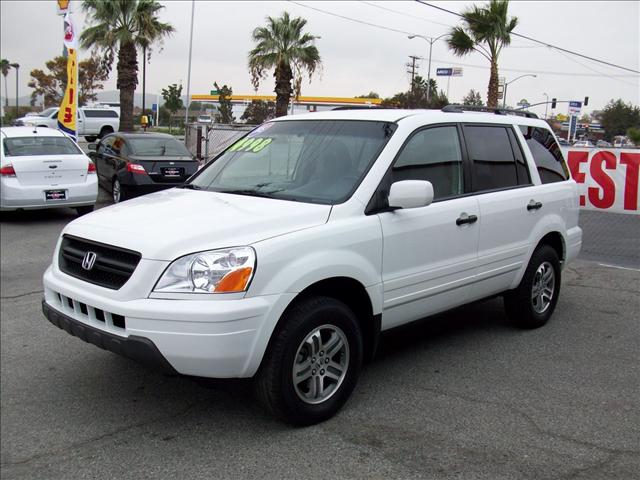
[[442, 104, 538, 119]]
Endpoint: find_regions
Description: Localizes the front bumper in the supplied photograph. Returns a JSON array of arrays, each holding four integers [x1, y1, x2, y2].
[[43, 266, 295, 378]]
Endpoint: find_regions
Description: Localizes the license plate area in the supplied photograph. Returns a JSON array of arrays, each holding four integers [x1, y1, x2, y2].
[[162, 167, 183, 177], [45, 189, 67, 201]]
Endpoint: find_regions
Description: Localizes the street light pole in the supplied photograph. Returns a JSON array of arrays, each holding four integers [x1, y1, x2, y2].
[[408, 33, 448, 104], [184, 0, 195, 130], [543, 92, 549, 119], [502, 73, 537, 108]]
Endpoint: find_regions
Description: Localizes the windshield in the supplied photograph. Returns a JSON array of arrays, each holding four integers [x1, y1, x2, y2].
[[128, 137, 192, 157], [39, 108, 58, 118], [3, 136, 82, 156], [189, 120, 395, 205]]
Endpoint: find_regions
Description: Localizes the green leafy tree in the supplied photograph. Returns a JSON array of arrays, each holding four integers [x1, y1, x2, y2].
[[215, 82, 235, 124], [28, 55, 108, 107], [241, 100, 275, 125], [80, 0, 174, 132], [356, 92, 380, 99], [447, 0, 518, 108], [626, 127, 640, 145], [600, 99, 640, 140], [462, 89, 484, 106], [161, 83, 183, 132], [248, 11, 321, 117], [381, 76, 446, 109], [1, 58, 10, 108]]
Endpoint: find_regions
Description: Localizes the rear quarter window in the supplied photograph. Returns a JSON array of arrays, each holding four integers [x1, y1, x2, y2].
[[519, 126, 569, 183]]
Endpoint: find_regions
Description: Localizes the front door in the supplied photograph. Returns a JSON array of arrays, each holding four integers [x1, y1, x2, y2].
[[378, 124, 480, 329]]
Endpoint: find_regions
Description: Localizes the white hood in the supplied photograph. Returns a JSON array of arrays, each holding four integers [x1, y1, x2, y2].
[[63, 188, 331, 260]]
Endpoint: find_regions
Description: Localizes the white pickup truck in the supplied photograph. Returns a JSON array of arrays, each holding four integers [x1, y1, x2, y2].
[[16, 107, 119, 142]]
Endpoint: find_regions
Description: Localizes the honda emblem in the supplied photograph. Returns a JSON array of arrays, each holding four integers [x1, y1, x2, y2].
[[82, 251, 97, 271]]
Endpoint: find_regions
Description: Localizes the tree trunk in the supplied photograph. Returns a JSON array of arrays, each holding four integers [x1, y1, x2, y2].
[[487, 59, 499, 108], [117, 41, 138, 132], [274, 61, 292, 117], [3, 76, 8, 108]]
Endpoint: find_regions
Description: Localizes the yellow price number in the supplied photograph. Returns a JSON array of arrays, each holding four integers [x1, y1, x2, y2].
[[228, 137, 273, 153]]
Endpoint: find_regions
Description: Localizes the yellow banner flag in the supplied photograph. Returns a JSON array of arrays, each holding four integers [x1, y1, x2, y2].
[[57, 12, 78, 138]]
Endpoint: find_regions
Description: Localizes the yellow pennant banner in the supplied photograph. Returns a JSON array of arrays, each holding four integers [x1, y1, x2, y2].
[[57, 47, 77, 137]]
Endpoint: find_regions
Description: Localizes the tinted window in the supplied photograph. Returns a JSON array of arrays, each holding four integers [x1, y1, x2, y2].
[[464, 125, 518, 191], [82, 109, 119, 118], [192, 120, 396, 205], [507, 128, 531, 185], [3, 136, 82, 156], [128, 137, 192, 157], [519, 126, 569, 183], [392, 126, 463, 199]]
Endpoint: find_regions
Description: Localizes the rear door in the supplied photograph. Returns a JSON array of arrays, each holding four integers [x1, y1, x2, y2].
[[461, 123, 539, 297], [378, 124, 480, 329]]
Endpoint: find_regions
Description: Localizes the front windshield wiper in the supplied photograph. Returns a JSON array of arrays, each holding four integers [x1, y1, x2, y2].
[[178, 184, 202, 190], [216, 188, 284, 199]]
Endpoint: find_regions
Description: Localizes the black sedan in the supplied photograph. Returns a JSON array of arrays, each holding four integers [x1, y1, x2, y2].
[[88, 133, 200, 203]]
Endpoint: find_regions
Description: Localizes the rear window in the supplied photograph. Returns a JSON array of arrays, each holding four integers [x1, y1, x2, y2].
[[82, 109, 119, 118], [3, 136, 82, 156], [519, 126, 570, 183], [128, 137, 192, 157]]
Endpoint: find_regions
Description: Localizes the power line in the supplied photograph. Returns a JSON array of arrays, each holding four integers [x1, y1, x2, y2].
[[414, 0, 640, 75], [360, 1, 451, 30]]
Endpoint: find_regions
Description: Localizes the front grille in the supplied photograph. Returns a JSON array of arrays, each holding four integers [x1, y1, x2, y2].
[[58, 235, 141, 290]]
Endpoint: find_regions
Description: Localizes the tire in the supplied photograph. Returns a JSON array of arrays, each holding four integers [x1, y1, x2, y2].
[[99, 126, 113, 139], [75, 205, 94, 216], [84, 136, 97, 143], [112, 178, 126, 203], [504, 244, 561, 329], [254, 296, 363, 426]]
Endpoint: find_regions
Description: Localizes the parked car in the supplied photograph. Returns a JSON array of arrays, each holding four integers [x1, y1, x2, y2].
[[572, 140, 595, 148], [19, 107, 119, 142], [43, 108, 582, 425], [1, 127, 97, 214], [596, 140, 612, 148], [12, 107, 59, 127], [197, 114, 213, 124], [88, 132, 199, 203], [556, 138, 571, 147]]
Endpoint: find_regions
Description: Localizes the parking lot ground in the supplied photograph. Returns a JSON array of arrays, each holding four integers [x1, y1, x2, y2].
[[1, 206, 639, 480]]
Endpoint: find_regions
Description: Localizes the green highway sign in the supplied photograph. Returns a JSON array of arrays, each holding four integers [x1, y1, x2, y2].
[[210, 90, 220, 95]]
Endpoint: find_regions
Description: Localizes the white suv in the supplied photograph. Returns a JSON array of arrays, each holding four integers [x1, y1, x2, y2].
[[42, 107, 582, 425]]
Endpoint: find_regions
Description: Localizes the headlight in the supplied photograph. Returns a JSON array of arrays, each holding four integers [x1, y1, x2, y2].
[[153, 247, 256, 294]]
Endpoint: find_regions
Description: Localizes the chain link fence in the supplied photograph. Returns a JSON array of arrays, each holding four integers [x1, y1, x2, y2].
[[185, 123, 254, 162]]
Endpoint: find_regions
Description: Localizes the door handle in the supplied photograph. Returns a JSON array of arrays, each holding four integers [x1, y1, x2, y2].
[[456, 213, 478, 226], [527, 200, 543, 211]]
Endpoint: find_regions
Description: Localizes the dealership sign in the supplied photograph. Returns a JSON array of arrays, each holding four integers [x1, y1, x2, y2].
[[564, 148, 639, 215], [436, 67, 463, 77]]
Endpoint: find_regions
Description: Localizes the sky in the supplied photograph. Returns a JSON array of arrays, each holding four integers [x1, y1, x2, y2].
[[1, 0, 638, 118]]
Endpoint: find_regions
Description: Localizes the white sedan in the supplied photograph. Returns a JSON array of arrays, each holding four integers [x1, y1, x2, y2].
[[1, 127, 98, 215]]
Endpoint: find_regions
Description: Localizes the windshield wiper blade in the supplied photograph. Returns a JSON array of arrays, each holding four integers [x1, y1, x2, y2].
[[178, 184, 202, 190], [217, 188, 283, 198]]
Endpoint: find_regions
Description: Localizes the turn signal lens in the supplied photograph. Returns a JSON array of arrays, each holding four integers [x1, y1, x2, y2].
[[127, 163, 146, 174], [0, 164, 16, 177], [215, 267, 254, 293], [87, 161, 96, 174]]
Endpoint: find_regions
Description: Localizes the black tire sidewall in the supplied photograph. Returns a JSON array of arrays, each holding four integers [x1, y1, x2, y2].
[[270, 297, 363, 425]]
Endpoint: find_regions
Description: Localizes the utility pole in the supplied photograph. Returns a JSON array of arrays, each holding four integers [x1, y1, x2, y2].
[[406, 55, 420, 92]]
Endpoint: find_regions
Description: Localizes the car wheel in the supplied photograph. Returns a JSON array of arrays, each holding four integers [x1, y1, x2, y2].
[[84, 136, 97, 143], [75, 205, 94, 216], [504, 244, 561, 329], [255, 296, 363, 426], [112, 178, 126, 203], [99, 127, 113, 139]]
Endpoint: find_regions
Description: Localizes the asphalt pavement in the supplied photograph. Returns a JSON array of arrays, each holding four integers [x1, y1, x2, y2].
[[1, 201, 638, 480]]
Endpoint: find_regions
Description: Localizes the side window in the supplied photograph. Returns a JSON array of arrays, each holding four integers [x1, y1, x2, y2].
[[519, 126, 570, 183], [99, 136, 114, 155], [507, 128, 531, 185], [111, 136, 124, 156], [392, 125, 463, 200], [463, 125, 519, 191]]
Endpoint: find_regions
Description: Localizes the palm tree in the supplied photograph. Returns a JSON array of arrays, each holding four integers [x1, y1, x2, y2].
[[447, 0, 518, 108], [1, 59, 10, 108], [80, 0, 174, 132], [248, 12, 321, 117]]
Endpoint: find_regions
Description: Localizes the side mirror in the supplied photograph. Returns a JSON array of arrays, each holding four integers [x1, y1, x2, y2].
[[87, 143, 97, 151], [388, 180, 434, 210]]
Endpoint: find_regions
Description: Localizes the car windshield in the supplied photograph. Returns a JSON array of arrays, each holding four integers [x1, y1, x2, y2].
[[2, 136, 81, 156], [39, 108, 58, 117], [128, 137, 192, 157], [189, 119, 396, 205]]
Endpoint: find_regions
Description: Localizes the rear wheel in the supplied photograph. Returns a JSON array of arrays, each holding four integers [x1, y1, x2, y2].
[[84, 136, 97, 143], [99, 126, 113, 139], [75, 205, 94, 216], [504, 245, 561, 329], [255, 296, 363, 426], [112, 178, 126, 203]]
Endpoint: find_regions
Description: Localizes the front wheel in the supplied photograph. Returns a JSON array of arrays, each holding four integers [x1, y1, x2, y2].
[[504, 244, 561, 329], [254, 296, 363, 426]]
